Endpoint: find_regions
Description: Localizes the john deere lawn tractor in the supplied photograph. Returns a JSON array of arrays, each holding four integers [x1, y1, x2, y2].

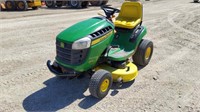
[[47, 1, 153, 99], [4, 0, 41, 11]]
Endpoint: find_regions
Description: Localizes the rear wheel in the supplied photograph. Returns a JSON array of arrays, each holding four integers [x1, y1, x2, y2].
[[194, 0, 199, 2], [5, 0, 16, 11], [89, 69, 112, 99], [45, 0, 56, 8], [133, 39, 153, 66], [16, 0, 28, 11]]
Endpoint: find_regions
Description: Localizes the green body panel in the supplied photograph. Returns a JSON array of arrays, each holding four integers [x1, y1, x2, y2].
[[57, 17, 113, 43], [56, 17, 115, 72], [55, 16, 147, 72], [56, 32, 114, 72], [108, 27, 147, 61]]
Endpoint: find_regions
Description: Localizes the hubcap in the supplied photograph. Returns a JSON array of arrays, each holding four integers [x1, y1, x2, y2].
[[100, 79, 109, 92], [145, 47, 151, 60]]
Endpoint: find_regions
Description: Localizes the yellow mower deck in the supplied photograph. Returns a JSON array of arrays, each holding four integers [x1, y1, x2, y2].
[[95, 62, 138, 82]]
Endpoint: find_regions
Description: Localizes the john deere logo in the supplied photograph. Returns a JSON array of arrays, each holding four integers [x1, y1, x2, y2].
[[60, 42, 64, 48]]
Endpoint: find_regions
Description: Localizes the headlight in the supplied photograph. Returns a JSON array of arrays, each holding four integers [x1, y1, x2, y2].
[[72, 37, 91, 50]]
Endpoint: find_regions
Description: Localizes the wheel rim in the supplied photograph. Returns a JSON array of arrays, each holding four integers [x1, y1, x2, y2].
[[71, 0, 78, 6], [145, 47, 151, 60], [18, 2, 24, 9], [7, 2, 12, 9], [100, 79, 109, 92]]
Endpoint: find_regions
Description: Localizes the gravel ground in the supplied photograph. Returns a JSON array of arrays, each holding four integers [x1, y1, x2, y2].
[[0, 0, 200, 111]]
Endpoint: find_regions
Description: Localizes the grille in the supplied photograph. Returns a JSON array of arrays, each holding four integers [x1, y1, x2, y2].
[[90, 26, 112, 39], [56, 41, 88, 65]]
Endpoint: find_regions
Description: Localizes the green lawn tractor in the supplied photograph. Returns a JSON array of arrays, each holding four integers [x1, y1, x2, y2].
[[47, 1, 153, 99]]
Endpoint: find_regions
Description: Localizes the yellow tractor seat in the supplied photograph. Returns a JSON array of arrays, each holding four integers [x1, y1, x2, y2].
[[114, 2, 143, 29]]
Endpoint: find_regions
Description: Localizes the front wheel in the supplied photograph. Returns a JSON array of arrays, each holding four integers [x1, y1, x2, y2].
[[133, 39, 153, 66], [89, 69, 112, 99]]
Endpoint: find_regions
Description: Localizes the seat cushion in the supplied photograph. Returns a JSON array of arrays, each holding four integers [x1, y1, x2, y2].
[[114, 18, 141, 29], [114, 1, 143, 29]]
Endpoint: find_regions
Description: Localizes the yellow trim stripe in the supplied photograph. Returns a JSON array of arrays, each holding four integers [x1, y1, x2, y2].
[[91, 31, 113, 45]]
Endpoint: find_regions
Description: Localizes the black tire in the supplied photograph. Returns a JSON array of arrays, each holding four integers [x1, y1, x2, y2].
[[133, 39, 153, 66], [89, 69, 112, 99], [90, 0, 102, 6], [16, 0, 28, 11], [45, 0, 56, 8], [101, 0, 108, 5], [194, 0, 199, 3], [5, 0, 16, 11], [32, 6, 38, 10], [68, 0, 82, 8], [56, 1, 63, 8]]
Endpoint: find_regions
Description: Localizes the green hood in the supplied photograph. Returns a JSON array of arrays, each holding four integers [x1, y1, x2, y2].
[[56, 17, 113, 43]]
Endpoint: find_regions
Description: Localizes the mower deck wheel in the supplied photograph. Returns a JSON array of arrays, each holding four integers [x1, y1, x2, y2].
[[89, 69, 112, 99]]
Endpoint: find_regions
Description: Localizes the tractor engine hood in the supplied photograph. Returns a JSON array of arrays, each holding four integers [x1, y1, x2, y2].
[[56, 17, 114, 43]]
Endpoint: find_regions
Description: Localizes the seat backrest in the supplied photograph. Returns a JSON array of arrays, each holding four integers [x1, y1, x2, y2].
[[117, 1, 143, 20]]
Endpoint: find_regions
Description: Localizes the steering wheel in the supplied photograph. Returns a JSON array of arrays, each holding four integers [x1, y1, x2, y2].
[[101, 6, 120, 19]]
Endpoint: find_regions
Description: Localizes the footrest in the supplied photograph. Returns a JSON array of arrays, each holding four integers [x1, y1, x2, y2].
[[108, 48, 134, 61]]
